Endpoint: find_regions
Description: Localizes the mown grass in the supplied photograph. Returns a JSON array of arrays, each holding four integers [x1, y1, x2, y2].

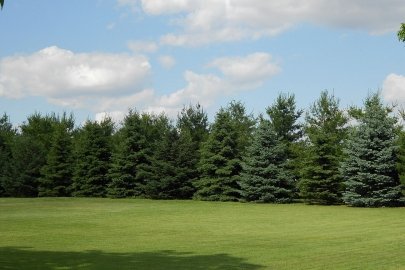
[[0, 198, 404, 269]]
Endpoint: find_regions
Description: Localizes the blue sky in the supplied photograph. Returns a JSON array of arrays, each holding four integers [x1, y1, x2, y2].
[[1, 0, 405, 125]]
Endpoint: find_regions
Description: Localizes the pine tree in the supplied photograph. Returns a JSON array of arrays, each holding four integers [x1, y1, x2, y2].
[[0, 114, 16, 196], [266, 94, 303, 195], [146, 124, 184, 199], [194, 105, 250, 201], [39, 114, 75, 197], [396, 130, 405, 194], [107, 111, 156, 198], [299, 91, 347, 204], [240, 118, 295, 203], [175, 104, 209, 198], [3, 113, 57, 197], [72, 118, 113, 197], [341, 94, 404, 207]]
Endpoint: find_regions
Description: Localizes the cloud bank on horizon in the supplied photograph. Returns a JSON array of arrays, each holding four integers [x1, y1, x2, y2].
[[0, 0, 404, 122]]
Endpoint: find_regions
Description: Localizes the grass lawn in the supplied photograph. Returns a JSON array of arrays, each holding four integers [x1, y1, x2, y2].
[[0, 198, 404, 269]]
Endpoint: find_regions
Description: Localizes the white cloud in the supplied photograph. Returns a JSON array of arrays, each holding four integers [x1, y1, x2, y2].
[[147, 52, 280, 116], [0, 46, 152, 109], [0, 47, 279, 120], [95, 111, 127, 124], [158, 55, 176, 69], [118, 0, 405, 46], [127, 40, 159, 53], [140, 0, 194, 15], [382, 73, 405, 104], [208, 53, 280, 87]]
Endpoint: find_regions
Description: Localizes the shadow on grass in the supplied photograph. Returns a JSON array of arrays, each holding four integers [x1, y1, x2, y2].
[[0, 247, 264, 270]]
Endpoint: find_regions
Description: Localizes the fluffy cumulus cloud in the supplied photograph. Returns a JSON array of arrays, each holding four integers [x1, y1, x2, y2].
[[147, 52, 280, 116], [93, 52, 280, 119], [208, 53, 280, 88], [0, 46, 152, 110], [382, 73, 405, 104], [0, 46, 279, 120], [118, 0, 405, 46]]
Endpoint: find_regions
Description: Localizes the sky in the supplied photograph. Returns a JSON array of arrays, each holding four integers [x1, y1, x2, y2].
[[1, 0, 405, 125]]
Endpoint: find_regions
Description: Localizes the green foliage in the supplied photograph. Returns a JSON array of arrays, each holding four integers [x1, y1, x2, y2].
[[146, 124, 185, 199], [266, 93, 303, 144], [341, 94, 404, 207], [0, 114, 16, 196], [299, 91, 347, 205], [174, 104, 209, 198], [39, 114, 75, 197], [71, 118, 113, 197], [228, 101, 256, 155], [398, 23, 405, 42], [0, 0, 3, 9], [396, 130, 405, 194], [146, 104, 209, 200], [195, 102, 254, 201], [107, 111, 161, 198], [266, 94, 303, 193], [2, 113, 58, 197], [240, 119, 295, 203], [177, 103, 209, 144]]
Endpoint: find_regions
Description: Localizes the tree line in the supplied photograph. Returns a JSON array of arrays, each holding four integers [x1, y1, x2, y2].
[[0, 91, 404, 207]]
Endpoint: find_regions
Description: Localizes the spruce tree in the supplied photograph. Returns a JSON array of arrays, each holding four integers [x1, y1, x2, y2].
[[299, 91, 347, 204], [396, 130, 405, 194], [240, 118, 295, 203], [4, 113, 57, 197], [341, 94, 404, 207], [146, 124, 185, 199], [0, 114, 16, 197], [72, 118, 113, 197], [39, 114, 75, 197], [266, 94, 303, 195], [107, 111, 156, 198], [194, 104, 252, 201], [175, 104, 209, 198]]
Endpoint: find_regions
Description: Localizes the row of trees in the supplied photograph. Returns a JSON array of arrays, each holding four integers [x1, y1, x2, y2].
[[0, 92, 404, 207]]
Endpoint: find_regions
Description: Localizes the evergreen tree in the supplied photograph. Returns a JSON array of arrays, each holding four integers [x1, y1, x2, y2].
[[341, 94, 404, 207], [146, 123, 183, 199], [2, 113, 56, 197], [195, 103, 253, 201], [72, 118, 113, 197], [240, 118, 295, 203], [267, 94, 303, 144], [0, 114, 16, 196], [38, 114, 75, 197], [107, 111, 156, 198], [266, 94, 303, 194], [396, 130, 405, 194], [228, 101, 256, 155], [175, 104, 209, 198], [299, 91, 347, 204]]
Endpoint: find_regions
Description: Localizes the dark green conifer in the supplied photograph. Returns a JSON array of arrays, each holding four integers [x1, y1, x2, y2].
[[299, 91, 347, 204], [72, 118, 113, 197], [195, 105, 250, 201], [39, 114, 75, 197]]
